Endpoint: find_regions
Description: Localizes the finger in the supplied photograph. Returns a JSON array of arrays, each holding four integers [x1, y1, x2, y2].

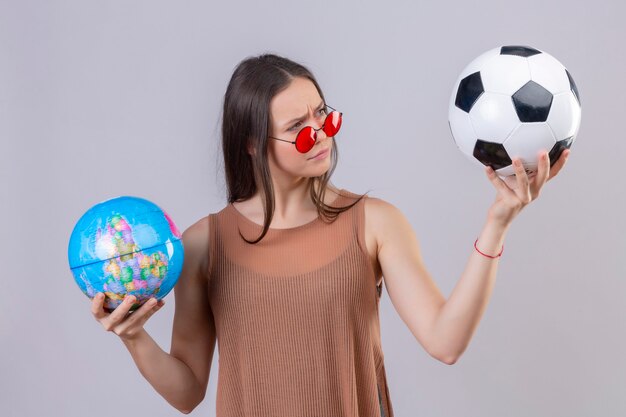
[[91, 293, 109, 320], [485, 166, 517, 198], [124, 298, 163, 325], [512, 158, 531, 203], [547, 149, 570, 181], [130, 298, 165, 317], [531, 150, 550, 197], [141, 299, 166, 320], [538, 150, 551, 183], [102, 295, 136, 330]]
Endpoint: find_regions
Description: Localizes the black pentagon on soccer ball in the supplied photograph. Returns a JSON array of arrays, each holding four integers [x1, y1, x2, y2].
[[548, 136, 574, 167], [473, 139, 512, 170], [512, 81, 553, 122], [455, 71, 484, 113], [566, 69, 581, 106], [500, 45, 542, 57]]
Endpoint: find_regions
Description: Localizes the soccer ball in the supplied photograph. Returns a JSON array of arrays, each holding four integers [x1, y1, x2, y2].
[[448, 45, 581, 177]]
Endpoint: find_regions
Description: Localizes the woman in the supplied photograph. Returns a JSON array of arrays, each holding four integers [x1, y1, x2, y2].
[[90, 53, 569, 416]]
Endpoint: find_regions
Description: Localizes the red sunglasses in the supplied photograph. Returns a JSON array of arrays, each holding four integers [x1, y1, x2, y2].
[[268, 104, 343, 153]]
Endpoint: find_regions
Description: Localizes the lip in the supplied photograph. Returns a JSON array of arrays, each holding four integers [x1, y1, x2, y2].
[[308, 148, 330, 160]]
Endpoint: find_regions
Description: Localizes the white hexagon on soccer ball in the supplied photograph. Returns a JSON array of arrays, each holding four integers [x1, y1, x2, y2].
[[547, 91, 582, 140], [503, 122, 557, 172], [469, 92, 521, 143], [480, 54, 531, 95], [527, 52, 571, 95]]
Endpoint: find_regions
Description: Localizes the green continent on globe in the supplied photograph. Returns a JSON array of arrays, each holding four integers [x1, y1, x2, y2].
[[99, 214, 168, 306]]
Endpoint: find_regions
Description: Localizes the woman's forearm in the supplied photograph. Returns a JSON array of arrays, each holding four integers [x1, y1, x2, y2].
[[121, 328, 204, 414], [430, 217, 509, 363]]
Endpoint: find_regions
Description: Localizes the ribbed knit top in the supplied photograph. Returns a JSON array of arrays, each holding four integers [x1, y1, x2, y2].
[[207, 189, 394, 417]]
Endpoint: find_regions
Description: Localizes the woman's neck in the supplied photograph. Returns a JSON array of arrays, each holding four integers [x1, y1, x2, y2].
[[233, 182, 341, 228]]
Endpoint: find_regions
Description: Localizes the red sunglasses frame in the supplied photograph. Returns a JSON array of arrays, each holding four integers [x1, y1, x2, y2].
[[268, 104, 343, 153]]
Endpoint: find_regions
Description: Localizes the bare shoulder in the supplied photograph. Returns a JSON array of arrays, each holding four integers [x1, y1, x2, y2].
[[362, 195, 399, 219], [181, 216, 211, 280], [363, 196, 414, 249], [185, 215, 210, 233], [356, 195, 408, 279], [183, 215, 210, 243]]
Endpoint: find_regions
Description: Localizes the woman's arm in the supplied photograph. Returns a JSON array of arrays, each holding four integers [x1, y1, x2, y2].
[[372, 150, 569, 364], [95, 217, 216, 414], [426, 216, 507, 364], [167, 217, 217, 412], [121, 328, 205, 414]]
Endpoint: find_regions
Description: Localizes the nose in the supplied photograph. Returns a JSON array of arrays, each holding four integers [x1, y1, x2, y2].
[[312, 116, 328, 136], [312, 125, 328, 143]]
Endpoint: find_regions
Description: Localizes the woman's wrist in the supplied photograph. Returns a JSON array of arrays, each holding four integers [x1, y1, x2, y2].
[[485, 213, 513, 233], [474, 238, 504, 258], [120, 327, 150, 348], [475, 216, 509, 258]]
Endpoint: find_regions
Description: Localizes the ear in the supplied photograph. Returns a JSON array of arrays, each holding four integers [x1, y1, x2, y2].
[[247, 143, 256, 156]]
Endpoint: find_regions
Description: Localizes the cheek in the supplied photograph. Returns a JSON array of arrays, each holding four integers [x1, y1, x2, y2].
[[269, 141, 301, 167]]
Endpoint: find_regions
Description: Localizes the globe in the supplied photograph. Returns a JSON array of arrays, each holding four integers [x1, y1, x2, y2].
[[68, 196, 184, 313]]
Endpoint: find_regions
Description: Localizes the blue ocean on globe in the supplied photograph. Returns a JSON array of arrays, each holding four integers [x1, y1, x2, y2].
[[68, 196, 184, 312]]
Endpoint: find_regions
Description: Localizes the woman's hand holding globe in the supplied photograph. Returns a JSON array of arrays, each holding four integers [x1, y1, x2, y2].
[[91, 292, 165, 341]]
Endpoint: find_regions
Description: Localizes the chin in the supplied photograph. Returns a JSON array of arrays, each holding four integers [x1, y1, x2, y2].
[[303, 164, 331, 178]]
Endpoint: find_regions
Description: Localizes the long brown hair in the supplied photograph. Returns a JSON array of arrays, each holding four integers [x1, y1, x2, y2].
[[221, 53, 368, 244]]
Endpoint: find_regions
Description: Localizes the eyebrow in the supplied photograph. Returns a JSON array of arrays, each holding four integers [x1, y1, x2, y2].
[[282, 101, 326, 128]]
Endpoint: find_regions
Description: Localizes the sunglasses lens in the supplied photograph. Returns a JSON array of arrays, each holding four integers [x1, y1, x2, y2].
[[323, 111, 342, 137], [295, 127, 316, 153]]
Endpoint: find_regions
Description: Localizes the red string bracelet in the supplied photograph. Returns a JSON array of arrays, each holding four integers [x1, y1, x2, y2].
[[474, 238, 504, 258]]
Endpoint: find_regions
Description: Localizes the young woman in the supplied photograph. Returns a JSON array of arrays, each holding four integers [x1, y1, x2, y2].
[[90, 53, 569, 416]]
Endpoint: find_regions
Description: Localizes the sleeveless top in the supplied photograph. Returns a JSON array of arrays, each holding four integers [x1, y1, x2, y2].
[[207, 189, 394, 417]]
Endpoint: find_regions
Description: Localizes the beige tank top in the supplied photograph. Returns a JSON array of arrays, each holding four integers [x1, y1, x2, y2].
[[207, 189, 394, 416]]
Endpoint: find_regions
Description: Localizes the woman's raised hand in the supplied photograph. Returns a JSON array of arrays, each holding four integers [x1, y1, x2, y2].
[[91, 293, 165, 341], [485, 148, 570, 227]]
